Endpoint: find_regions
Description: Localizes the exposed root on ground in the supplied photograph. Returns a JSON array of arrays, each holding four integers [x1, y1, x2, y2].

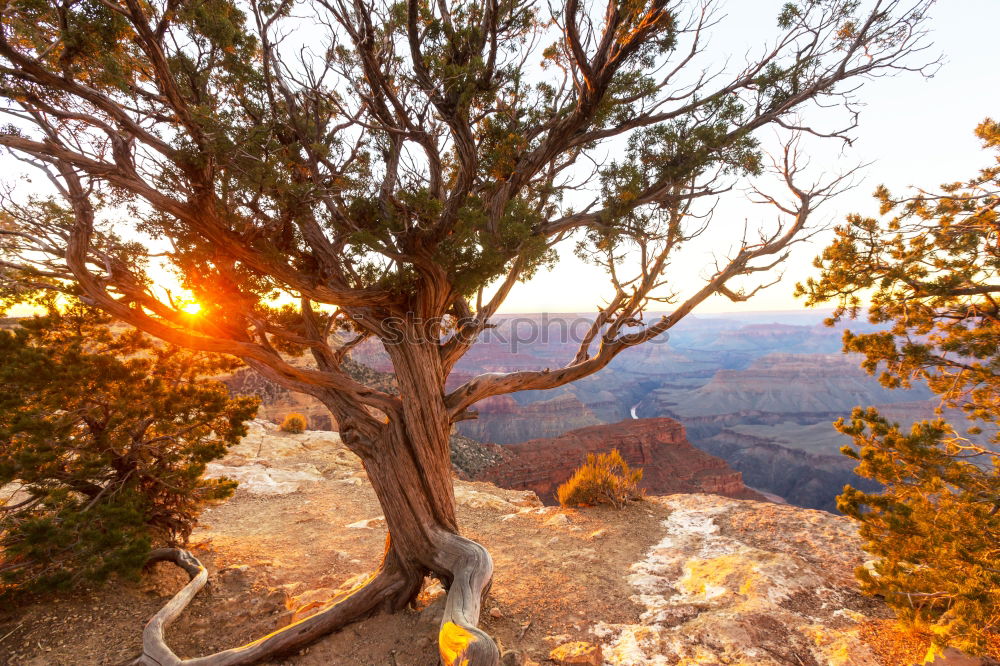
[[433, 531, 500, 665], [134, 536, 501, 666], [134, 548, 408, 666]]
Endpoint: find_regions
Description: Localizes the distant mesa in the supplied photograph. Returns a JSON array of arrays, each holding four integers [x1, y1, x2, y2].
[[656, 352, 934, 418]]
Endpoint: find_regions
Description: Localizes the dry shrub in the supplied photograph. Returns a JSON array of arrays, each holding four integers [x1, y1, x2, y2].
[[280, 412, 307, 433], [557, 449, 644, 509]]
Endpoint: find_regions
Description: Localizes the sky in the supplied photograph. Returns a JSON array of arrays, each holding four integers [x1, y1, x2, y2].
[[3, 1, 998, 319], [497, 0, 1000, 313]]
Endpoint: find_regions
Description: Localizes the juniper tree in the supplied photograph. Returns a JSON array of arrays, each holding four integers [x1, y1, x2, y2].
[[0, 0, 933, 663], [0, 302, 258, 597], [799, 119, 1000, 655]]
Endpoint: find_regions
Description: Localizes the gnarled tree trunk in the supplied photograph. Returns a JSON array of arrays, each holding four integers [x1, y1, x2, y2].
[[358, 419, 500, 666], [137, 339, 499, 666]]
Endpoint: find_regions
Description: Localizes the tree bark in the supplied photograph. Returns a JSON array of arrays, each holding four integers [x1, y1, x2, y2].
[[359, 419, 500, 666], [136, 340, 499, 666], [350, 335, 500, 664]]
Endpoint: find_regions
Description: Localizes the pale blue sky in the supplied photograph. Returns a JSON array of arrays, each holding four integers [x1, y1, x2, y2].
[[499, 0, 1000, 313]]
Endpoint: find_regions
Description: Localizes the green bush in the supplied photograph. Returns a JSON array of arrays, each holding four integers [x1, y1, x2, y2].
[[557, 449, 643, 509], [836, 409, 1000, 657], [800, 120, 1000, 655], [0, 305, 258, 597], [280, 413, 307, 434]]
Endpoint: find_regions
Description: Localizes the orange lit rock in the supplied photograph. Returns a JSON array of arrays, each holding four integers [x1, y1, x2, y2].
[[549, 641, 603, 665], [439, 621, 476, 666], [476, 418, 764, 504]]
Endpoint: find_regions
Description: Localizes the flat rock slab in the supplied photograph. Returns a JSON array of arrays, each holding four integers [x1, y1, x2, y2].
[[205, 462, 325, 495], [594, 493, 884, 665]]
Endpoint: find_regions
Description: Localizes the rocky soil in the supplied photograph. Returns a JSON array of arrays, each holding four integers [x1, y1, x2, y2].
[[1, 422, 988, 665], [449, 432, 514, 479]]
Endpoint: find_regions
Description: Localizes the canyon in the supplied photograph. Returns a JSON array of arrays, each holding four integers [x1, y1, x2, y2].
[[474, 418, 765, 504], [633, 351, 941, 511], [225, 311, 970, 512], [5, 422, 971, 665], [349, 313, 949, 511]]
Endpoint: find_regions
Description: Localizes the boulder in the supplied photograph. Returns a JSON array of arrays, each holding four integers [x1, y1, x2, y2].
[[544, 513, 570, 527], [454, 486, 517, 511]]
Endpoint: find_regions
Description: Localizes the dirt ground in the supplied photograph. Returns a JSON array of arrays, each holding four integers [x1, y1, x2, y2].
[[0, 439, 665, 665], [1, 429, 987, 666]]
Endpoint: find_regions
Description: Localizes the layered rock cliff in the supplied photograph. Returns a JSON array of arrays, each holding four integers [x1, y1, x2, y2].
[[691, 428, 882, 512], [628, 353, 947, 509], [656, 353, 934, 418], [475, 418, 765, 504], [701, 322, 844, 352]]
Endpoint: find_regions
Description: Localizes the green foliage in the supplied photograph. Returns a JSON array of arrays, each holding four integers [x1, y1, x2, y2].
[[0, 304, 258, 597], [280, 412, 308, 434], [557, 449, 643, 509], [0, 0, 922, 322], [835, 409, 999, 656], [800, 119, 1000, 654]]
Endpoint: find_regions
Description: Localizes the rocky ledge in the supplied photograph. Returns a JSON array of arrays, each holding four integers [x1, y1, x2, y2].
[[7, 423, 995, 665], [597, 493, 886, 665]]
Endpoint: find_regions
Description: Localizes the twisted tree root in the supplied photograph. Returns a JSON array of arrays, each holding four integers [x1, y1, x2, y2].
[[133, 536, 500, 666], [134, 548, 407, 666], [433, 532, 500, 666]]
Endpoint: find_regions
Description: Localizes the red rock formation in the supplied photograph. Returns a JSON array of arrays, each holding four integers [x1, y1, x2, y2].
[[475, 418, 765, 504]]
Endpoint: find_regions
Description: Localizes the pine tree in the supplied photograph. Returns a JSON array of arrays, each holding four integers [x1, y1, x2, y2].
[[799, 119, 1000, 655], [0, 303, 258, 597]]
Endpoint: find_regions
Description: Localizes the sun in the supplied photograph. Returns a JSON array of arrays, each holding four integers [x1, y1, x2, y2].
[[180, 301, 202, 315]]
